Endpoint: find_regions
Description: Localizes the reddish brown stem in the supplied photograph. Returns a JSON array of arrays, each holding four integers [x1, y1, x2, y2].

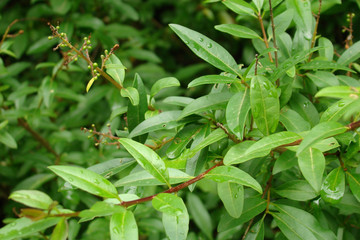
[[258, 13, 273, 62], [308, 0, 322, 62]]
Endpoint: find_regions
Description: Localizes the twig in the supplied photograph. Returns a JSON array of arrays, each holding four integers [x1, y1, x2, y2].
[[17, 118, 60, 164], [214, 122, 240, 143], [308, 0, 322, 62], [257, 13, 273, 62], [255, 54, 259, 76], [268, 0, 279, 86]]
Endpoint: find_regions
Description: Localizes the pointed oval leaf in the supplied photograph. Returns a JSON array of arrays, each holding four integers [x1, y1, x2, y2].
[[280, 107, 311, 133], [289, 93, 319, 127], [110, 211, 138, 240], [273, 150, 297, 174], [105, 54, 125, 86], [222, 0, 256, 17], [48, 166, 118, 198], [286, 0, 313, 36], [226, 88, 250, 140], [300, 61, 353, 72], [298, 148, 325, 192], [9, 190, 53, 210], [129, 111, 183, 138], [321, 167, 345, 204], [87, 158, 136, 178], [318, 37, 334, 61], [0, 217, 61, 240], [151, 77, 180, 97], [297, 122, 347, 155], [162, 196, 189, 240], [152, 193, 185, 216], [188, 75, 237, 87], [244, 217, 264, 240], [169, 24, 240, 75], [79, 201, 125, 223], [305, 71, 339, 88], [346, 172, 360, 202], [179, 92, 233, 119], [275, 180, 318, 201], [114, 168, 193, 187], [250, 75, 280, 135], [315, 86, 360, 99], [215, 24, 261, 39], [189, 128, 227, 155], [50, 217, 68, 240], [121, 87, 139, 106], [224, 141, 268, 165], [119, 138, 170, 186], [206, 166, 262, 193], [337, 40, 360, 65], [218, 182, 244, 218], [267, 9, 293, 39], [320, 98, 360, 122], [0, 130, 17, 149]]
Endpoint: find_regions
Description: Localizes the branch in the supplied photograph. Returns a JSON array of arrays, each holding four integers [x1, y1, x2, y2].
[[214, 121, 240, 143], [308, 0, 322, 62], [257, 12, 273, 62]]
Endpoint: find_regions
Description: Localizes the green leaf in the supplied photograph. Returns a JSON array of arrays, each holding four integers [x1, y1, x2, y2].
[[275, 180, 318, 201], [87, 158, 135, 178], [110, 211, 138, 240], [0, 130, 17, 149], [224, 141, 268, 165], [215, 24, 261, 39], [121, 87, 139, 106], [0, 217, 61, 240], [280, 107, 311, 133], [337, 40, 360, 65], [152, 193, 185, 216], [48, 166, 118, 198], [166, 124, 202, 159], [187, 193, 213, 239], [297, 122, 347, 155], [127, 73, 148, 143], [222, 0, 256, 17], [129, 111, 183, 138], [300, 61, 353, 72], [79, 201, 125, 223], [162, 96, 194, 107], [218, 182, 244, 218], [50, 217, 68, 240], [271, 204, 337, 240], [150, 77, 180, 97], [9, 190, 53, 210], [267, 9, 294, 39], [273, 150, 297, 174], [161, 194, 189, 240], [298, 148, 325, 192], [106, 54, 125, 86], [189, 128, 227, 155], [286, 0, 313, 37], [346, 172, 360, 202], [169, 24, 240, 75], [305, 71, 339, 88], [321, 167, 345, 204], [315, 86, 360, 99], [320, 98, 360, 122], [250, 75, 279, 135], [179, 92, 233, 119], [86, 77, 96, 92], [114, 168, 193, 187], [206, 166, 262, 193], [244, 217, 264, 240], [289, 93, 319, 127], [318, 37, 334, 61], [119, 138, 170, 186], [188, 75, 238, 87], [226, 88, 250, 140]]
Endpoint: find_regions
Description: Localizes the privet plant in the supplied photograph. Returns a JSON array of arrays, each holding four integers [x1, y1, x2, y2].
[[1, 0, 360, 239]]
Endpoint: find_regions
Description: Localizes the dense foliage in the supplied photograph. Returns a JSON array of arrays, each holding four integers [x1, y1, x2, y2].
[[1, 0, 360, 239]]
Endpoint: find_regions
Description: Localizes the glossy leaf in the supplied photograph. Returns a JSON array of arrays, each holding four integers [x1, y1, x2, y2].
[[120, 87, 139, 106], [105, 54, 125, 86], [297, 122, 347, 155], [189, 128, 227, 154], [127, 73, 148, 143], [300, 61, 353, 72], [318, 37, 334, 61], [50, 217, 68, 240], [286, 0, 313, 36], [169, 24, 240, 75], [280, 107, 311, 133], [224, 141, 268, 165], [0, 130, 17, 149], [321, 167, 345, 204], [217, 182, 244, 218], [222, 0, 256, 17], [320, 98, 359, 122], [215, 24, 261, 39], [87, 158, 135, 178], [48, 166, 118, 198], [267, 9, 293, 39], [79, 201, 125, 223], [315, 86, 360, 99], [273, 150, 297, 174], [162, 196, 189, 240], [250, 75, 279, 135], [188, 75, 237, 87], [244, 217, 264, 240], [298, 148, 325, 192], [114, 168, 192, 187], [9, 190, 53, 210], [187, 193, 213, 239], [275, 180, 318, 201], [305, 71, 339, 88], [337, 40, 360, 65], [152, 193, 185, 216], [119, 138, 170, 186], [179, 92, 233, 119], [150, 77, 180, 97], [0, 217, 60, 240], [110, 211, 138, 240], [206, 166, 262, 193], [289, 93, 319, 127], [346, 172, 360, 202], [129, 111, 183, 138], [271, 204, 337, 240], [226, 88, 250, 140]]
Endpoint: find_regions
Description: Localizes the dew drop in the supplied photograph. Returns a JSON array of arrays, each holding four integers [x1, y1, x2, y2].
[[10, 222, 16, 227], [263, 82, 270, 90], [304, 32, 312, 40], [94, 179, 100, 184], [184, 40, 189, 44], [199, 37, 204, 42], [113, 227, 120, 234], [68, 178, 74, 182], [234, 194, 238, 198], [303, 102, 309, 108], [207, 43, 212, 48], [338, 101, 345, 107]]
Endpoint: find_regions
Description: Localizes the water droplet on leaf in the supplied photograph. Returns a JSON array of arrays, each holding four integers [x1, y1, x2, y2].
[[207, 43, 212, 48], [199, 37, 204, 42]]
